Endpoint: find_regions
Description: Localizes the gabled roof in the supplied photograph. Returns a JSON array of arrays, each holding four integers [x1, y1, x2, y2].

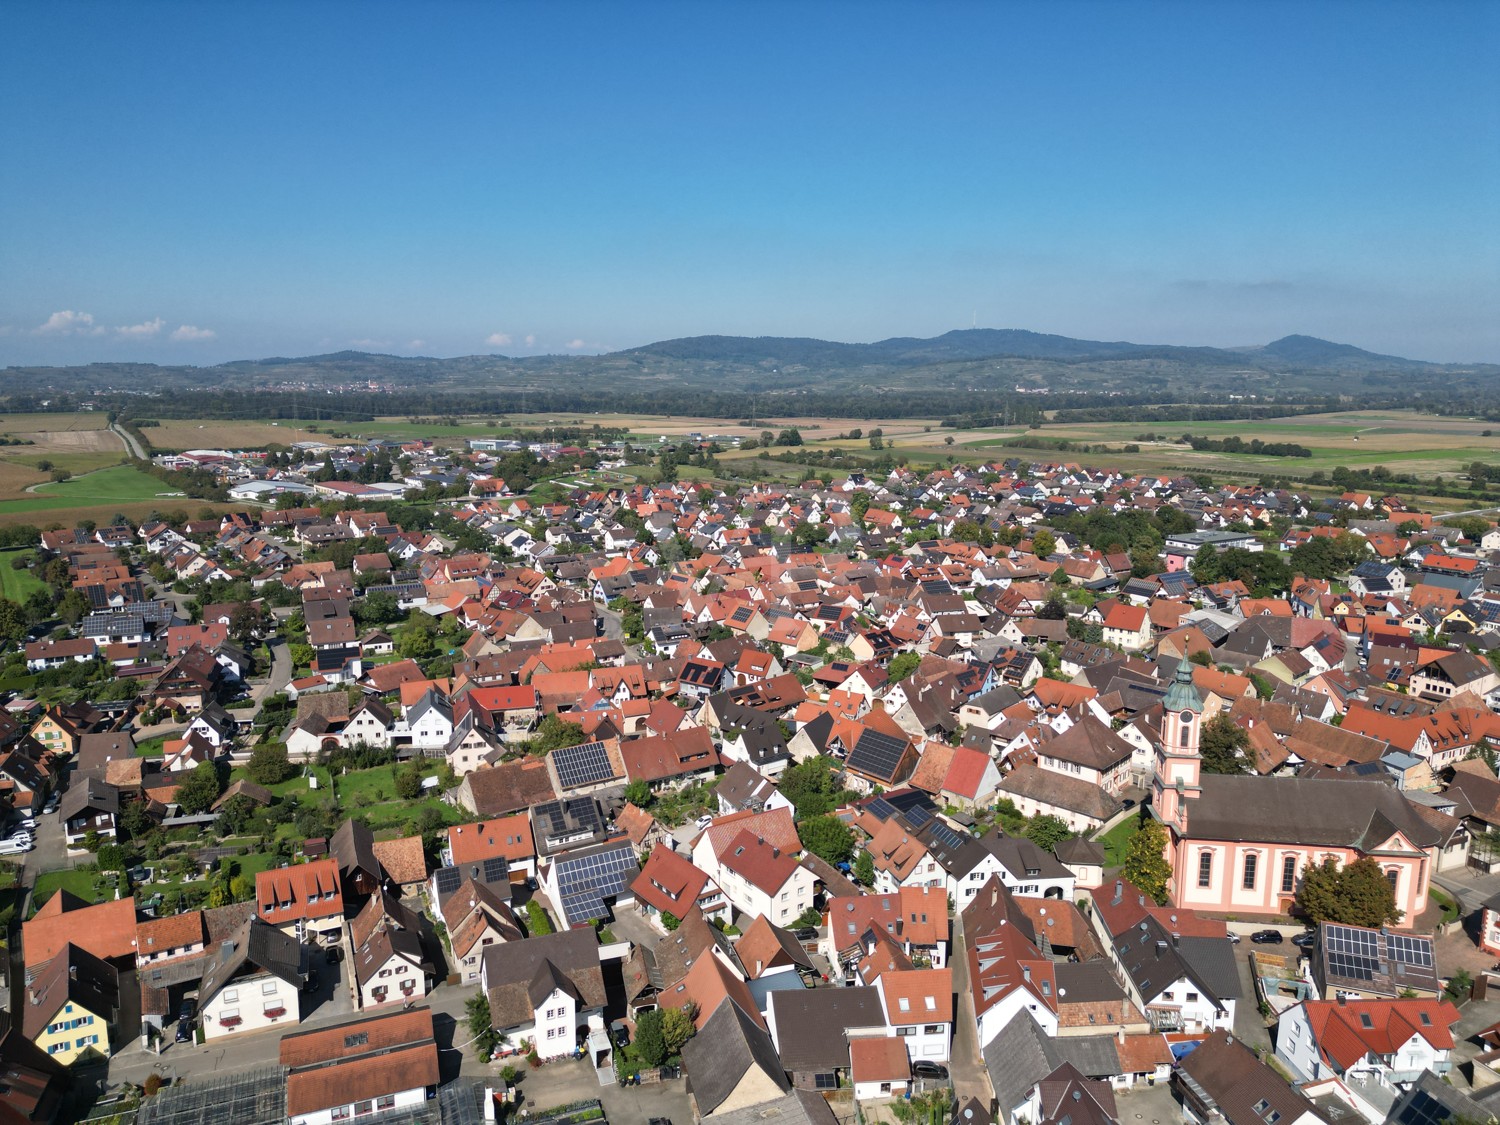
[[680, 997, 790, 1116]]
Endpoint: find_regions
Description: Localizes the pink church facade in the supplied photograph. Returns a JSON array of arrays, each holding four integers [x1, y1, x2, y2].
[[1152, 660, 1436, 928]]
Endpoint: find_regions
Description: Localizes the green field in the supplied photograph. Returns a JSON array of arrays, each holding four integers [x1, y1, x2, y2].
[[1096, 815, 1143, 867], [31, 867, 114, 913], [0, 464, 180, 516], [0, 548, 47, 601]]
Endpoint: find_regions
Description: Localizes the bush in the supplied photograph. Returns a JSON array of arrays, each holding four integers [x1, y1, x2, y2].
[[245, 742, 294, 786]]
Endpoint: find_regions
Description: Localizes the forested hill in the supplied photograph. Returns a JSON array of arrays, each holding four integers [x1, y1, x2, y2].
[[2, 330, 1493, 407]]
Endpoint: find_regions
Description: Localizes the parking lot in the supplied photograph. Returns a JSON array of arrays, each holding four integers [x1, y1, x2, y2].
[[1115, 1078, 1183, 1125], [507, 1056, 694, 1125]]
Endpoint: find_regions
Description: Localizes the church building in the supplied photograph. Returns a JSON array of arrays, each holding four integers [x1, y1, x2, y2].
[[1152, 660, 1439, 927]]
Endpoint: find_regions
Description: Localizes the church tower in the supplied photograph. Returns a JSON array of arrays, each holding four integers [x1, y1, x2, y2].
[[1153, 657, 1203, 834]]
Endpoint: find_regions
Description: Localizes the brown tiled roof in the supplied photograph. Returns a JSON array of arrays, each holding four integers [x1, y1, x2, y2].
[[22, 894, 138, 969], [136, 911, 206, 958], [282, 1008, 439, 1118], [371, 835, 427, 886], [446, 813, 534, 866]]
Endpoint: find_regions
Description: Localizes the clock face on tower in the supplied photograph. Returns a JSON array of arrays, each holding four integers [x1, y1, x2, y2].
[[1179, 710, 1195, 723]]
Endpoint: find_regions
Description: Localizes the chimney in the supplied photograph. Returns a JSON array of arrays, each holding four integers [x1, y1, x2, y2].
[[1337, 994, 1347, 1006], [1113, 880, 1123, 906], [1155, 941, 1167, 959]]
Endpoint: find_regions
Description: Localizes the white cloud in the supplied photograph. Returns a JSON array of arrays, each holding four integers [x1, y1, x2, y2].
[[407, 339, 425, 350], [349, 338, 392, 349], [524, 334, 536, 347], [566, 338, 586, 350], [116, 317, 165, 338], [486, 332, 513, 347], [36, 309, 105, 336], [171, 324, 215, 341]]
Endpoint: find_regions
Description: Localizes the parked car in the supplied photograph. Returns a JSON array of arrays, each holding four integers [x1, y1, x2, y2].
[[1250, 929, 1284, 944], [1226, 932, 1240, 944], [0, 839, 30, 855], [175, 1019, 192, 1043], [302, 968, 321, 993], [912, 1061, 949, 1080], [610, 1020, 630, 1048], [793, 926, 819, 942], [1292, 931, 1317, 950]]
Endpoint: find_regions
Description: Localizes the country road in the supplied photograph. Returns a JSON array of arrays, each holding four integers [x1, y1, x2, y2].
[[111, 421, 148, 459]]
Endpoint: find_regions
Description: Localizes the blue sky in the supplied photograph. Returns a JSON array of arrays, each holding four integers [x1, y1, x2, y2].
[[2, 0, 1496, 366]]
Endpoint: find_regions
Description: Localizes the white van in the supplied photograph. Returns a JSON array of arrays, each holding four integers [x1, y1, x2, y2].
[[0, 838, 31, 855]]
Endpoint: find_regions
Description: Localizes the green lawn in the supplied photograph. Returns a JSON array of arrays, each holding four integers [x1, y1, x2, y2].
[[31, 867, 112, 913], [0, 464, 178, 516], [1096, 815, 1143, 867], [0, 548, 46, 601]]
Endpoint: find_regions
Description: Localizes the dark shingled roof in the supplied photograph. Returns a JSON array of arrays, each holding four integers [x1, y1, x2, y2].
[[1184, 775, 1442, 849], [681, 997, 790, 1116], [768, 986, 886, 1073]]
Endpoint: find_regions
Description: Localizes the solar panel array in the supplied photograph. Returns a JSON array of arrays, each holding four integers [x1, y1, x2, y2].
[[533, 797, 603, 837], [1386, 931, 1434, 968], [1324, 923, 1380, 982], [555, 842, 639, 925], [866, 797, 898, 822], [848, 729, 910, 780], [925, 821, 968, 852], [552, 740, 619, 789]]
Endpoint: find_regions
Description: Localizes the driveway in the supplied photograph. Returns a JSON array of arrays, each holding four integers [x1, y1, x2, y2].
[[1115, 1077, 1183, 1125], [1435, 867, 1500, 916], [1232, 949, 1274, 1054], [250, 636, 293, 707]]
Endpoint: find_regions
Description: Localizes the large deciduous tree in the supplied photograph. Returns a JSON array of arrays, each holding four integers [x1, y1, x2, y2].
[[1121, 818, 1173, 906]]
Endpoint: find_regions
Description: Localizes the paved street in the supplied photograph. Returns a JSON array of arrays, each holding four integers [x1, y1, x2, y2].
[[1435, 866, 1500, 916]]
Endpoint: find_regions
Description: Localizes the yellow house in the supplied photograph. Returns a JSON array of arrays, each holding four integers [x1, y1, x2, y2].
[[23, 944, 118, 1064], [29, 703, 99, 757]]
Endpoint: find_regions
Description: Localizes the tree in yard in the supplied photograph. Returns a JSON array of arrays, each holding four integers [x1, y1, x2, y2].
[[525, 899, 555, 936], [528, 713, 586, 755], [623, 779, 653, 808], [801, 815, 855, 865], [887, 651, 921, 683], [175, 760, 224, 814], [1031, 530, 1056, 559], [1036, 594, 1067, 620], [777, 757, 844, 818], [289, 642, 315, 668], [465, 993, 499, 1060], [853, 848, 875, 886], [1199, 714, 1251, 775], [245, 742, 295, 786], [660, 1005, 695, 1057], [96, 842, 127, 871], [394, 763, 423, 800], [633, 1009, 667, 1067], [1121, 818, 1173, 906], [1295, 855, 1402, 928], [660, 911, 680, 932], [1023, 815, 1073, 852]]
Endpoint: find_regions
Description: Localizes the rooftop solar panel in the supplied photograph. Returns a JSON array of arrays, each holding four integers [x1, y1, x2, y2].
[[552, 741, 618, 789], [848, 730, 910, 781]]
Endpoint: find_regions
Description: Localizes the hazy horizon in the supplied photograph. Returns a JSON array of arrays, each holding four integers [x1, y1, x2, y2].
[[3, 1, 1496, 368]]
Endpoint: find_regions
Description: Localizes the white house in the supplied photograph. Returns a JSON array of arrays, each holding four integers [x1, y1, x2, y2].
[[403, 690, 454, 753], [876, 967, 953, 1064], [480, 928, 606, 1060], [196, 918, 305, 1043], [703, 829, 814, 928], [1276, 999, 1458, 1105]]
